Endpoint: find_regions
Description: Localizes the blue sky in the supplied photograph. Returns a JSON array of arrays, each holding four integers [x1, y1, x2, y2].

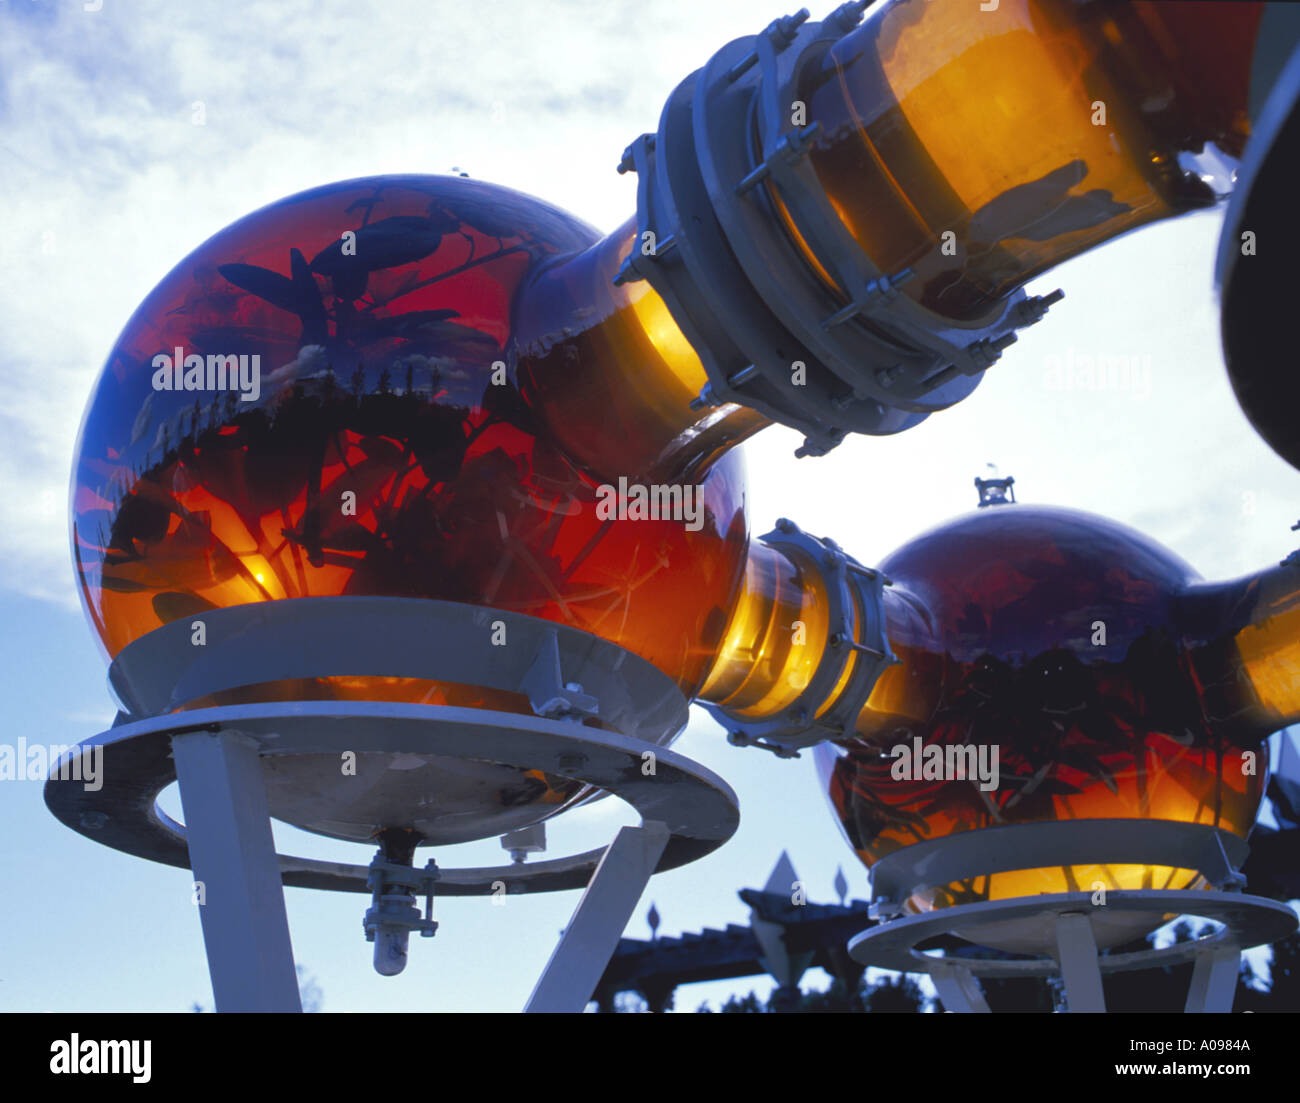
[[2, 0, 1299, 1012]]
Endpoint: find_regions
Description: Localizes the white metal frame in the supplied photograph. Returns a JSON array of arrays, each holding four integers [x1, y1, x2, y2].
[[47, 598, 739, 1013]]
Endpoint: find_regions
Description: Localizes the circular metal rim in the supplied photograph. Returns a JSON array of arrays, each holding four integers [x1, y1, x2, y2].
[[865, 818, 1251, 912], [651, 65, 848, 443], [701, 30, 958, 414], [847, 890, 1299, 977], [697, 18, 1025, 414], [702, 519, 895, 748], [44, 701, 740, 896], [105, 596, 689, 743], [696, 35, 922, 417]]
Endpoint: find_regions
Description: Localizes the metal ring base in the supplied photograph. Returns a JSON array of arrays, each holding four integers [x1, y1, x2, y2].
[[45, 701, 740, 896], [848, 889, 1298, 978]]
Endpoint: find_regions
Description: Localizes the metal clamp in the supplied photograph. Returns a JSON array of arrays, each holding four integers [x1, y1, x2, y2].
[[363, 854, 441, 975], [731, 3, 1054, 408], [702, 517, 898, 750], [616, 2, 1064, 458], [521, 629, 600, 722]]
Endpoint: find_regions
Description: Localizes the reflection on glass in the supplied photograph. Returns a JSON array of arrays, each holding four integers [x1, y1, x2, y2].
[[793, 0, 1262, 318], [71, 176, 749, 840], [807, 505, 1285, 942]]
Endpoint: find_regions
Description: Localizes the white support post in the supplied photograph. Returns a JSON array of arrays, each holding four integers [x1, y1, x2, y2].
[[1184, 945, 1241, 1013], [524, 821, 670, 1013], [1055, 911, 1107, 1013], [930, 961, 991, 1013], [172, 730, 302, 1013]]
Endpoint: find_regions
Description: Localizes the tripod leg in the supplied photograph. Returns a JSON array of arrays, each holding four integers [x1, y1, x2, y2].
[[525, 822, 669, 1013], [1184, 945, 1240, 1013], [930, 961, 991, 1013], [172, 730, 302, 1013], [1056, 911, 1106, 1013]]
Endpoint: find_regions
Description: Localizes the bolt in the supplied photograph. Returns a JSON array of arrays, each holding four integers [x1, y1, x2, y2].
[[689, 383, 718, 410], [611, 258, 639, 287], [965, 332, 1018, 371], [790, 123, 820, 154], [825, 269, 912, 328], [824, 0, 870, 36], [735, 162, 772, 196], [875, 363, 904, 388], [726, 364, 759, 390], [794, 437, 831, 459], [1012, 288, 1065, 328], [767, 10, 810, 50]]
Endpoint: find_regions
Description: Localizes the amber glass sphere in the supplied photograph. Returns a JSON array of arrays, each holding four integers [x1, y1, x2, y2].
[[70, 175, 748, 843], [815, 503, 1266, 950]]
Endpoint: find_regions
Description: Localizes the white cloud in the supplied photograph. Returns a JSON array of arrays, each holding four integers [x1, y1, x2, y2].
[[0, 0, 764, 610], [2, 0, 1296, 616], [744, 213, 1300, 584]]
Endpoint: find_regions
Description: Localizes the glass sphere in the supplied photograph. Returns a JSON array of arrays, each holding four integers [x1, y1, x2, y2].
[[815, 503, 1265, 952], [70, 175, 748, 843]]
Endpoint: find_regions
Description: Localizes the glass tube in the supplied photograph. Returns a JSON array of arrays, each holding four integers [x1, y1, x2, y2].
[[792, 0, 1264, 319]]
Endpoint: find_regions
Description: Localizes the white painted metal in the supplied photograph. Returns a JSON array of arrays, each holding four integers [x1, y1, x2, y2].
[[1184, 945, 1242, 1013], [1054, 912, 1107, 1013], [524, 822, 671, 1013], [930, 961, 991, 1014], [171, 730, 302, 1013]]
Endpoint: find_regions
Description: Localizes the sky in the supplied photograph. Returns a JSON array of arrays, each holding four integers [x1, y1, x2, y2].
[[2, 0, 1299, 1013]]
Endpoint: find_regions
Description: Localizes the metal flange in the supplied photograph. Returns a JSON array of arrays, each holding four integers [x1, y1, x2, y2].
[[46, 701, 739, 896], [46, 598, 739, 896], [848, 889, 1298, 978], [848, 817, 1297, 1012], [104, 596, 683, 742], [701, 517, 897, 751], [617, 2, 1063, 458], [865, 818, 1252, 920]]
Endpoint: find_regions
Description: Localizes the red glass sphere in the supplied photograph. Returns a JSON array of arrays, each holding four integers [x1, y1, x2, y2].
[[70, 175, 748, 843], [815, 503, 1265, 950]]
